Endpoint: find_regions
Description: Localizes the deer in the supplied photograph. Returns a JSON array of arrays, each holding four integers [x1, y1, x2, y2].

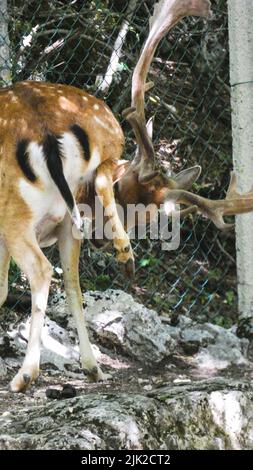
[[1, 0, 253, 393]]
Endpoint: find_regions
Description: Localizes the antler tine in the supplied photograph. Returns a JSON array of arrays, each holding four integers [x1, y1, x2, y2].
[[123, 0, 212, 184], [166, 172, 253, 231], [123, 107, 158, 181]]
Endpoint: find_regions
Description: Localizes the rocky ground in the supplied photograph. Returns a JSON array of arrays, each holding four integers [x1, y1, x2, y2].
[[0, 290, 253, 450]]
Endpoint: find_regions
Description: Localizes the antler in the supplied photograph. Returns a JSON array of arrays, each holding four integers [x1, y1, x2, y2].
[[123, 0, 212, 184], [166, 172, 253, 230]]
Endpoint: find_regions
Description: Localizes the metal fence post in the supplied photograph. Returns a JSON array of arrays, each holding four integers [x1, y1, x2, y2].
[[228, 0, 253, 324]]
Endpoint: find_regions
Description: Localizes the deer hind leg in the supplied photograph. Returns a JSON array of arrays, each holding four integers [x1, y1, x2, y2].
[[7, 232, 52, 392], [0, 240, 10, 308], [58, 218, 108, 381], [95, 163, 135, 277]]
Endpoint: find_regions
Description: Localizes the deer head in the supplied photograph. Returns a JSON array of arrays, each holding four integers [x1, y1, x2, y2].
[[109, 0, 253, 233]]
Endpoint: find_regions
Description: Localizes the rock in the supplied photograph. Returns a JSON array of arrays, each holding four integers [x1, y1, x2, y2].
[[143, 384, 153, 391], [0, 358, 7, 379], [3, 315, 81, 377], [1, 289, 253, 450], [195, 323, 249, 370], [85, 290, 177, 362], [47, 290, 250, 371], [58, 290, 177, 363], [173, 377, 191, 385], [83, 291, 249, 370], [47, 292, 69, 327], [0, 326, 20, 358], [180, 325, 215, 354], [1, 290, 250, 383], [237, 317, 253, 339], [0, 378, 252, 450]]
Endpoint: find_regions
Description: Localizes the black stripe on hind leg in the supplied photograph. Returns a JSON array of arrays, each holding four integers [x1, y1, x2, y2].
[[43, 134, 74, 213], [16, 140, 37, 182]]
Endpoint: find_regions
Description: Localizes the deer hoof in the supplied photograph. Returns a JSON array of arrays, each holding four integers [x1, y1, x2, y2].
[[83, 366, 112, 382], [119, 258, 135, 278], [116, 245, 135, 278], [125, 258, 135, 278], [10, 367, 39, 393], [23, 373, 31, 385], [10, 374, 31, 393]]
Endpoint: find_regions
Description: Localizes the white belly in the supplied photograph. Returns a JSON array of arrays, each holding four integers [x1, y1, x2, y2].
[[35, 209, 66, 246], [18, 176, 67, 241]]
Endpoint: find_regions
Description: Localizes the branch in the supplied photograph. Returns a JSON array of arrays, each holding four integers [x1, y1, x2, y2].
[[215, 237, 235, 265], [97, 0, 138, 94]]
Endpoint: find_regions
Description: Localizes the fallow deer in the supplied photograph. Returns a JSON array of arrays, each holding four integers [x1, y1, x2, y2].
[[1, 0, 252, 393]]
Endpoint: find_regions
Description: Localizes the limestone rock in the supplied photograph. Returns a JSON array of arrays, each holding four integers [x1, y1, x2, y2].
[[0, 379, 252, 450], [0, 358, 7, 380], [1, 289, 253, 450]]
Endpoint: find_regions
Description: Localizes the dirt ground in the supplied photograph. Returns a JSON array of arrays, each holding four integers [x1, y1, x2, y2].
[[1, 348, 253, 416]]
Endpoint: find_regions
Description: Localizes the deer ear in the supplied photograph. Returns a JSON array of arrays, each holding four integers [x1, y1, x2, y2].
[[113, 160, 131, 184], [173, 165, 201, 190]]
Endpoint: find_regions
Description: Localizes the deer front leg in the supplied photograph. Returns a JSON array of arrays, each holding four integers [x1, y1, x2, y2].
[[0, 239, 10, 308], [7, 233, 52, 392], [95, 163, 135, 277], [57, 218, 107, 381]]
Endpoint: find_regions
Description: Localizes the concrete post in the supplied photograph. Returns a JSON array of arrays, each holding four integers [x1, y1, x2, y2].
[[228, 1, 253, 322], [0, 0, 11, 84]]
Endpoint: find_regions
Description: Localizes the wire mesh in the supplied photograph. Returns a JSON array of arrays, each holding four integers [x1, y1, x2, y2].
[[0, 0, 235, 327]]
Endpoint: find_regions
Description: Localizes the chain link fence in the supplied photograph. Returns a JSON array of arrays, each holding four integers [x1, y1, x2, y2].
[[1, 0, 235, 327]]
